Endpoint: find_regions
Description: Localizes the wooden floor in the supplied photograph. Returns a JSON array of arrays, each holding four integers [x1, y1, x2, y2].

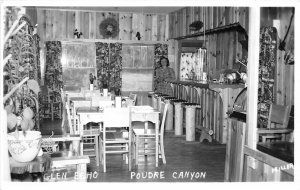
[[40, 119, 226, 182]]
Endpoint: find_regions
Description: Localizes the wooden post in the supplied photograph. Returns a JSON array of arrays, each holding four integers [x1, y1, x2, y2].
[[243, 7, 260, 181], [246, 7, 260, 148]]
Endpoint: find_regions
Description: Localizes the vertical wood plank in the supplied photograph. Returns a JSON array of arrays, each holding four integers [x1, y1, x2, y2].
[[67, 11, 76, 39], [178, 10, 183, 37], [96, 12, 106, 39], [111, 12, 119, 40], [276, 47, 284, 105], [82, 12, 90, 39], [75, 11, 80, 35], [158, 15, 166, 41], [188, 7, 193, 34], [165, 14, 169, 40], [144, 14, 152, 41], [61, 11, 67, 39], [89, 12, 96, 39], [223, 32, 230, 69], [182, 8, 187, 36], [211, 34, 217, 78], [213, 7, 218, 29], [37, 9, 46, 42], [51, 10, 56, 39], [245, 8, 249, 33], [131, 13, 143, 41], [221, 32, 226, 70], [199, 7, 203, 32], [284, 65, 290, 105], [169, 13, 174, 39], [216, 33, 221, 70], [152, 14, 158, 41], [45, 10, 51, 40], [119, 13, 132, 40], [225, 7, 230, 26]]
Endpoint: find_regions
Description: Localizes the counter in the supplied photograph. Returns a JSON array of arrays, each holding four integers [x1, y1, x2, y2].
[[164, 79, 245, 144]]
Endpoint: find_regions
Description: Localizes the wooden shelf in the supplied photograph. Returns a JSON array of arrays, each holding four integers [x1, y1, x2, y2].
[[123, 67, 153, 70], [57, 38, 171, 45], [173, 22, 248, 40]]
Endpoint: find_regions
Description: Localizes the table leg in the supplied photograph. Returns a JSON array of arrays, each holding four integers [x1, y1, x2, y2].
[[80, 123, 83, 156], [155, 121, 159, 167]]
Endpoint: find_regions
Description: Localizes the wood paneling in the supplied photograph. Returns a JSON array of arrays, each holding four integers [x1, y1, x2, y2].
[[171, 7, 249, 81], [37, 8, 168, 42]]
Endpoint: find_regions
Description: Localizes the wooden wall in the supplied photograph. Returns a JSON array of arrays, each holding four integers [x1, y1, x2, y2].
[[36, 8, 168, 42], [169, 7, 249, 38], [169, 7, 249, 80], [261, 7, 294, 106]]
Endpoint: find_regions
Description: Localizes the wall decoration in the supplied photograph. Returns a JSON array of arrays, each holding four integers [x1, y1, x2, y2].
[[99, 18, 119, 39], [153, 44, 168, 91], [73, 29, 83, 39], [258, 27, 277, 127]]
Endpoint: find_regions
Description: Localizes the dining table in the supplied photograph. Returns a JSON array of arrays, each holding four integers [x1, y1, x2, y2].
[[76, 105, 161, 167]]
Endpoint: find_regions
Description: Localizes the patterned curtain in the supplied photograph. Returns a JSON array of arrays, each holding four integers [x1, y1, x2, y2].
[[154, 44, 168, 91], [41, 41, 63, 119], [33, 34, 41, 84], [95, 42, 122, 94], [258, 27, 277, 127]]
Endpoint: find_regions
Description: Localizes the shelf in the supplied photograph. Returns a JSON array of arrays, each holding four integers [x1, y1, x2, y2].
[[123, 67, 153, 70], [173, 22, 248, 40], [57, 38, 171, 46]]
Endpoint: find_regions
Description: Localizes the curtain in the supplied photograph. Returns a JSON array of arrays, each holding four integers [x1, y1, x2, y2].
[[154, 44, 168, 91], [41, 41, 63, 119], [95, 42, 123, 94], [33, 34, 41, 84], [258, 27, 277, 127]]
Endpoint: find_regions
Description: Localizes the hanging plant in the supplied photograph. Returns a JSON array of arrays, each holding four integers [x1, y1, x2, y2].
[[99, 18, 119, 39]]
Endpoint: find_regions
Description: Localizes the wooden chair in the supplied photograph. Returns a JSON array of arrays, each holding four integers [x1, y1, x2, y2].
[[127, 93, 137, 106], [82, 120, 101, 166], [99, 108, 131, 172], [257, 104, 292, 142], [133, 102, 169, 165], [40, 86, 62, 120]]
